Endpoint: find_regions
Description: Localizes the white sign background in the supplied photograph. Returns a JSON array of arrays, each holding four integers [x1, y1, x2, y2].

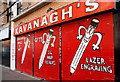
[[0, 25, 9, 40]]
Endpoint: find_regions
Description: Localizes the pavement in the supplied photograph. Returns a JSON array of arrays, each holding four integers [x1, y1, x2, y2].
[[0, 65, 50, 82]]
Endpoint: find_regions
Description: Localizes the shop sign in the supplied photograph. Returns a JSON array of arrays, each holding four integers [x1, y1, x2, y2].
[[61, 12, 115, 80], [16, 33, 33, 75], [34, 26, 59, 80], [14, 0, 114, 36]]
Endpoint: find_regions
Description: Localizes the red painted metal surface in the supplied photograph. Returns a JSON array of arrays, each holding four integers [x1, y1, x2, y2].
[[16, 33, 33, 75], [61, 12, 115, 80], [14, 0, 114, 36], [34, 26, 59, 80]]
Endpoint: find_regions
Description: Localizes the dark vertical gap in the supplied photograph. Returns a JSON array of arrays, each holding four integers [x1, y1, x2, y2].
[[59, 25, 62, 82], [0, 41, 2, 65], [7, 9, 9, 22], [33, 33, 34, 76], [2, 41, 3, 66], [113, 10, 120, 81]]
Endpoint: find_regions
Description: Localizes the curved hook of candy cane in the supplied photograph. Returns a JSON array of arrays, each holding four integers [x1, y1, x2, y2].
[[42, 33, 47, 44], [51, 36, 56, 47], [92, 32, 102, 51], [77, 25, 87, 40]]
